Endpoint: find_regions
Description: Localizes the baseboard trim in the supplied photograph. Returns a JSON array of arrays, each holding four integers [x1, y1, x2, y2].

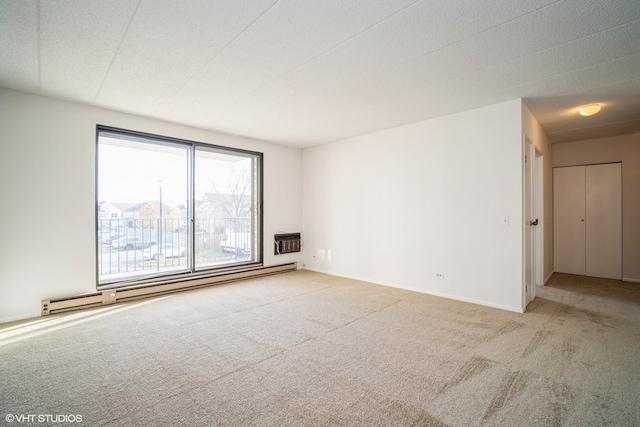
[[550, 272, 639, 283], [42, 263, 297, 316], [302, 267, 524, 314]]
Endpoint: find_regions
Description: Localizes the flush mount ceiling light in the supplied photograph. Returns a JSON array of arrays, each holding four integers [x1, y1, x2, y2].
[[579, 104, 601, 116]]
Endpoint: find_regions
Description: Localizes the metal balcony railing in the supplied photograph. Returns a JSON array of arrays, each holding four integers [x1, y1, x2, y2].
[[97, 217, 254, 283]]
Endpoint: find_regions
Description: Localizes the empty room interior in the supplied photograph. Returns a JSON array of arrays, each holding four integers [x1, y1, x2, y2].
[[1, 1, 639, 426]]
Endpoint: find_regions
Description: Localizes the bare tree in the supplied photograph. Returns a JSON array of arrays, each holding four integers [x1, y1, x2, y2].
[[206, 166, 252, 231]]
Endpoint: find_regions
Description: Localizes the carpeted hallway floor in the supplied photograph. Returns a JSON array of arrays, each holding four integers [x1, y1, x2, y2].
[[1, 270, 639, 426]]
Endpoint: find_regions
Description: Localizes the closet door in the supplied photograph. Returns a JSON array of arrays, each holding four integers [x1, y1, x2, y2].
[[554, 166, 586, 275], [585, 163, 622, 280]]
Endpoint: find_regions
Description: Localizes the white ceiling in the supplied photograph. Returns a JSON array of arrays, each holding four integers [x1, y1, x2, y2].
[[1, 0, 639, 148]]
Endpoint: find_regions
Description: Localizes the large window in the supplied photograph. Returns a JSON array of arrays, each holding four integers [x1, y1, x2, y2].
[[97, 127, 262, 286]]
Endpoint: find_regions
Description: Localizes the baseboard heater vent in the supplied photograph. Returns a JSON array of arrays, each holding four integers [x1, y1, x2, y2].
[[41, 262, 297, 316], [274, 233, 301, 255]]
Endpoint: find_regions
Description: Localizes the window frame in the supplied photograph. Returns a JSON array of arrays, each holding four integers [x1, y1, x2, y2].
[[95, 125, 263, 288]]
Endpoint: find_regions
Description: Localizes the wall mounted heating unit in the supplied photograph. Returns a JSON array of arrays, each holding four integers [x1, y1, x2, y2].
[[274, 233, 301, 255]]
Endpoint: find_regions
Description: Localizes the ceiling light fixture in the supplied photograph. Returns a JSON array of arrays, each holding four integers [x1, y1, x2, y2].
[[579, 104, 601, 116]]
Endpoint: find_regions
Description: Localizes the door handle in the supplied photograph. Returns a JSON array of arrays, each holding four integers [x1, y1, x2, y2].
[[529, 219, 538, 226]]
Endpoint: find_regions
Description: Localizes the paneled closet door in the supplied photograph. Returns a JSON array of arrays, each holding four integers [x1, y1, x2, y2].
[[585, 163, 622, 280], [554, 166, 586, 275]]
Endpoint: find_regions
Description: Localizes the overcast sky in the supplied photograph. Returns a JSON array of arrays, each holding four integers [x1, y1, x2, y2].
[[98, 142, 252, 206]]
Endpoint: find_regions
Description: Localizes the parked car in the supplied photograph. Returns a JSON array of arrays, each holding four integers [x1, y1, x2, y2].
[[220, 231, 251, 258], [174, 226, 206, 234], [143, 244, 187, 259], [111, 237, 155, 250], [103, 233, 126, 245]]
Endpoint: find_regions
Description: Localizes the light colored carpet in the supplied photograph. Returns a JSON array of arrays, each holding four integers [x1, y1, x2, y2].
[[1, 270, 639, 426]]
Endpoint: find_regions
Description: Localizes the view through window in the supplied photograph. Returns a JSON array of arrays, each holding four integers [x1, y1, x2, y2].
[[97, 127, 262, 285]]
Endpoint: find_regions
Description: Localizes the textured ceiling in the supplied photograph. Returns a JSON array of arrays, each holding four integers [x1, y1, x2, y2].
[[1, 0, 639, 148]]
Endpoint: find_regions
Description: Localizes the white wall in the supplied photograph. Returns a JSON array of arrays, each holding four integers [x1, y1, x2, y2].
[[302, 100, 525, 312], [0, 88, 303, 323], [522, 103, 554, 282], [553, 133, 640, 282]]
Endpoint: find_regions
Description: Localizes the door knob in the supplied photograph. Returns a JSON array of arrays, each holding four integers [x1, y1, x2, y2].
[[529, 219, 539, 226]]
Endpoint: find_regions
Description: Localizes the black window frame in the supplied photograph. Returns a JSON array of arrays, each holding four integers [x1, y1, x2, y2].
[[95, 125, 263, 288]]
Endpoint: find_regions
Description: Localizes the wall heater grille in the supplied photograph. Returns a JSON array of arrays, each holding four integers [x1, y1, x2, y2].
[[42, 263, 297, 316], [274, 233, 301, 255]]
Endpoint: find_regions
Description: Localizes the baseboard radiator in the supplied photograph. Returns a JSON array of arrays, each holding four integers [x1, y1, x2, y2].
[[41, 263, 297, 316]]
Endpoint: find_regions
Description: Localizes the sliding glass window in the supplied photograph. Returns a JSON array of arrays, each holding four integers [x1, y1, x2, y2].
[[97, 127, 262, 286]]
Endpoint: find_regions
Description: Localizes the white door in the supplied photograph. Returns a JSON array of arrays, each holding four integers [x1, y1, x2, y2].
[[553, 163, 622, 279], [585, 163, 622, 279], [524, 139, 542, 308], [525, 140, 533, 305], [554, 166, 586, 275], [534, 150, 544, 286]]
